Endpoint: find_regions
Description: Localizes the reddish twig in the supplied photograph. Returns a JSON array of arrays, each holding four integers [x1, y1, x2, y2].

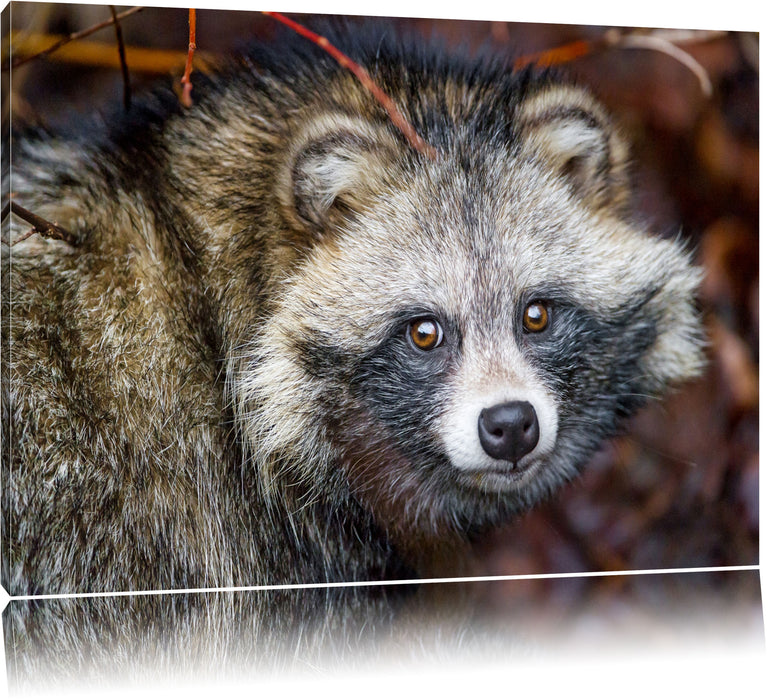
[[2, 202, 78, 247], [6, 6, 144, 70], [263, 12, 437, 159], [512, 37, 605, 70], [180, 8, 197, 107], [109, 6, 132, 111], [513, 28, 722, 97]]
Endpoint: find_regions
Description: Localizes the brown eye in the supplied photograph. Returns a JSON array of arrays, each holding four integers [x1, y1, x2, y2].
[[407, 318, 444, 351], [522, 301, 550, 333]]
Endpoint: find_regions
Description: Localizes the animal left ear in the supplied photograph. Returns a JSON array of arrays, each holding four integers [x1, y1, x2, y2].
[[517, 85, 630, 210]]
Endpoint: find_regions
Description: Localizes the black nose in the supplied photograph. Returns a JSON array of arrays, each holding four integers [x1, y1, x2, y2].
[[478, 401, 540, 463]]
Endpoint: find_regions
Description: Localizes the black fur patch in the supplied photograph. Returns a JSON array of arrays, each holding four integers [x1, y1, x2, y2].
[[349, 312, 459, 466], [293, 330, 348, 379], [521, 290, 659, 469]]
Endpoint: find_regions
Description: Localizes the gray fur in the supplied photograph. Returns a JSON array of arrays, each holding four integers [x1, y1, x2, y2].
[[1, 25, 704, 595]]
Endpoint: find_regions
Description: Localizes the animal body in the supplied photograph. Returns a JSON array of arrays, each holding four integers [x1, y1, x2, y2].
[[1, 20, 704, 595]]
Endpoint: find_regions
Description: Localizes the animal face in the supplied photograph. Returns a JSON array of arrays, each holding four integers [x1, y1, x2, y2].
[[233, 81, 704, 537]]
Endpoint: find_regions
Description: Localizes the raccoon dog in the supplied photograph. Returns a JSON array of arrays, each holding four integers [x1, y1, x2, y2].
[[1, 21, 704, 595]]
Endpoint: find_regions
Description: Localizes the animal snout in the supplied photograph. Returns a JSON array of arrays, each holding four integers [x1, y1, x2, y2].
[[478, 401, 540, 463]]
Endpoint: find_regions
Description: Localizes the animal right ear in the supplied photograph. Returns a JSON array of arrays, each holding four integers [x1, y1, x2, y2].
[[517, 85, 631, 210], [280, 114, 400, 235]]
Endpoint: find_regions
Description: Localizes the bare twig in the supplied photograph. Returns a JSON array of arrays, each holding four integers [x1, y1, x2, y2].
[[512, 38, 596, 70], [109, 6, 132, 111], [6, 6, 144, 70], [617, 32, 713, 97], [263, 12, 437, 159], [6, 33, 216, 73], [180, 9, 197, 107], [513, 28, 722, 98], [2, 202, 78, 247]]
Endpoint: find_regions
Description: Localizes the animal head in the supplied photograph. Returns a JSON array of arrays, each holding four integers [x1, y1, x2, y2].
[[231, 64, 704, 538]]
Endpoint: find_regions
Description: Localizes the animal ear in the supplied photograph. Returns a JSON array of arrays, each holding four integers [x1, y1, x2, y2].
[[280, 114, 400, 234], [518, 85, 630, 209]]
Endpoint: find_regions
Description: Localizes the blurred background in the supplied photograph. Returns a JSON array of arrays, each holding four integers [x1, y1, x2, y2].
[[1, 0, 761, 658]]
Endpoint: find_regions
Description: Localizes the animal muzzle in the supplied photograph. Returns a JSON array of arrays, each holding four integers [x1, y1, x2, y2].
[[478, 400, 540, 464]]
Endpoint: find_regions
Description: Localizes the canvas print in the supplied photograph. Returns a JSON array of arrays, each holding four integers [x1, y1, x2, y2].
[[0, 3, 761, 693]]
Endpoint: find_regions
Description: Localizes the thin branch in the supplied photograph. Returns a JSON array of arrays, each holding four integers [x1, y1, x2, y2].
[[618, 33, 713, 97], [180, 9, 197, 107], [2, 202, 79, 247], [513, 28, 722, 97], [109, 6, 132, 111], [263, 12, 437, 160], [5, 33, 216, 73], [512, 38, 598, 70], [639, 28, 727, 46], [6, 6, 144, 70]]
